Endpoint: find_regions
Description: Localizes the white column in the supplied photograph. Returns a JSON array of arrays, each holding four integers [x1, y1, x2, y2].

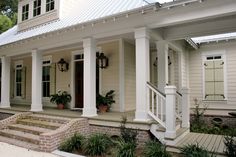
[[82, 37, 97, 117], [182, 87, 190, 128], [156, 41, 168, 93], [0, 56, 11, 108], [31, 49, 43, 112], [134, 27, 150, 121], [165, 86, 176, 139]]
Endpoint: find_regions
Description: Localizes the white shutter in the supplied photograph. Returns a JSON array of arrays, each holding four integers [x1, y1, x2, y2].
[[50, 63, 56, 95], [204, 60, 214, 100]]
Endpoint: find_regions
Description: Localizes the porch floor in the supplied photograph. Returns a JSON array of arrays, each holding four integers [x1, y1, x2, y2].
[[168, 132, 227, 156], [0, 104, 151, 124]]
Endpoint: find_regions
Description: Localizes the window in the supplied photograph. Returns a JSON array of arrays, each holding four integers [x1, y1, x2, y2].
[[22, 4, 29, 21], [46, 0, 55, 12], [204, 55, 225, 101], [33, 0, 41, 17], [42, 58, 51, 97]]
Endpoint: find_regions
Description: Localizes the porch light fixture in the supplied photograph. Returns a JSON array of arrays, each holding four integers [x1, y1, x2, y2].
[[97, 52, 109, 69], [57, 58, 69, 72], [153, 56, 172, 67]]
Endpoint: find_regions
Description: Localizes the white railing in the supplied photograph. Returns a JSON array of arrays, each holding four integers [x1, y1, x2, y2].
[[147, 82, 166, 128], [176, 91, 182, 121]]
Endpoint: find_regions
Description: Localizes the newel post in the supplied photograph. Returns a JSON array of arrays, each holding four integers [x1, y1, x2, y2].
[[165, 86, 176, 139], [181, 87, 190, 128]]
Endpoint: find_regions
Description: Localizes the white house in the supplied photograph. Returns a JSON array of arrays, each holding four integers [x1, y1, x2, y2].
[[0, 0, 236, 142]]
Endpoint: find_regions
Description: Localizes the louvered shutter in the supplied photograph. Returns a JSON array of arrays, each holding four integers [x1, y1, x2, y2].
[[10, 67, 15, 98], [214, 60, 224, 100], [50, 63, 56, 95], [21, 67, 26, 99], [204, 60, 214, 100]]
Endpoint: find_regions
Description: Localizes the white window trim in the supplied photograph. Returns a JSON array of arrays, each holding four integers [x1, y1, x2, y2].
[[14, 61, 23, 99], [42, 55, 52, 100], [201, 50, 227, 101]]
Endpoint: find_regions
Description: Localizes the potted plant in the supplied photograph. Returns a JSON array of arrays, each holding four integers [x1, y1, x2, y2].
[[96, 90, 115, 113], [50, 91, 71, 109]]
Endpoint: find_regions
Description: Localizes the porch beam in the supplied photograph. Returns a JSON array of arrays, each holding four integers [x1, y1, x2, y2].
[[82, 37, 97, 117], [31, 49, 43, 112], [156, 41, 169, 93], [134, 27, 150, 122], [0, 56, 11, 108]]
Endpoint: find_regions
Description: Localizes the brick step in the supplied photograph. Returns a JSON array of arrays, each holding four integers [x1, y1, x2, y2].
[[0, 129, 40, 144], [25, 114, 71, 124], [17, 118, 62, 129], [8, 124, 53, 135], [0, 135, 39, 151]]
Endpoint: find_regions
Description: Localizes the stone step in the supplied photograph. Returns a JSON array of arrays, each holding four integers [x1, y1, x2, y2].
[[0, 129, 40, 144], [0, 135, 39, 151], [25, 114, 71, 124], [8, 124, 53, 135], [17, 118, 62, 129]]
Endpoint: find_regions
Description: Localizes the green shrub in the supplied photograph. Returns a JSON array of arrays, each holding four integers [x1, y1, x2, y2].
[[59, 133, 84, 153], [120, 116, 137, 144], [180, 143, 215, 157], [143, 140, 171, 157], [115, 139, 136, 157], [224, 135, 236, 157], [83, 133, 111, 156]]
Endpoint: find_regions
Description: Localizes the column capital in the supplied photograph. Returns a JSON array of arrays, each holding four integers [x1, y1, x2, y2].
[[165, 86, 176, 94], [83, 37, 95, 48], [134, 27, 150, 39]]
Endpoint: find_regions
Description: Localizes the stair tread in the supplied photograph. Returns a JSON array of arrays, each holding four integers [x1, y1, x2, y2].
[[18, 118, 62, 128], [0, 135, 39, 150], [26, 114, 71, 123], [9, 124, 53, 133], [0, 129, 40, 141]]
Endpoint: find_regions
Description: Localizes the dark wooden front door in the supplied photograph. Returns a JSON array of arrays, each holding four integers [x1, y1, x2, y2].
[[75, 61, 84, 108]]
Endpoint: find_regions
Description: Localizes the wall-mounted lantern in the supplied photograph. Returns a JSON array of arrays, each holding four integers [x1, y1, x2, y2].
[[97, 52, 109, 69], [57, 58, 69, 72], [153, 56, 172, 67]]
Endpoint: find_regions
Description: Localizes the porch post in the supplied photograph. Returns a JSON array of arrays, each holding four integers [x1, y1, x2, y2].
[[156, 41, 168, 93], [0, 56, 11, 108], [134, 27, 150, 121], [182, 87, 190, 128], [165, 86, 176, 139], [31, 49, 43, 112], [82, 37, 97, 117]]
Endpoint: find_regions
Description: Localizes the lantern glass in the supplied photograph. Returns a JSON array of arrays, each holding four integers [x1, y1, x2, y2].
[[57, 58, 69, 72]]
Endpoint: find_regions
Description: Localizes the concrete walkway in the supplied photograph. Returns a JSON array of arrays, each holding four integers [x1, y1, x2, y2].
[[0, 142, 59, 157]]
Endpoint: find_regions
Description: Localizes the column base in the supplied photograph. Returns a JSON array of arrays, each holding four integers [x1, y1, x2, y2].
[[0, 102, 11, 108], [82, 108, 97, 117], [182, 122, 190, 128], [30, 104, 43, 112], [134, 111, 150, 122], [165, 131, 176, 139]]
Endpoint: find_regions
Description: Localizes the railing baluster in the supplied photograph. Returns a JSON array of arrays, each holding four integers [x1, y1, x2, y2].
[[160, 98, 163, 122], [156, 95, 159, 118], [152, 91, 154, 113]]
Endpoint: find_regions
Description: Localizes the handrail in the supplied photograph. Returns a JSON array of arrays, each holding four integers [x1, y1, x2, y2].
[[176, 91, 182, 97], [147, 82, 166, 98]]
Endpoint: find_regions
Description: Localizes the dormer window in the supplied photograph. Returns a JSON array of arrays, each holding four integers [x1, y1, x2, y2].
[[33, 0, 41, 17], [46, 0, 55, 12], [22, 4, 29, 21]]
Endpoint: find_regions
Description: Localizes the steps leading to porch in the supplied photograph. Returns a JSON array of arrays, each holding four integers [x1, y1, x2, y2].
[[0, 113, 72, 151]]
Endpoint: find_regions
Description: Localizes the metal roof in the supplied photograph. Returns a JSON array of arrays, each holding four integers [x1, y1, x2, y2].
[[0, 0, 171, 47], [191, 32, 236, 44]]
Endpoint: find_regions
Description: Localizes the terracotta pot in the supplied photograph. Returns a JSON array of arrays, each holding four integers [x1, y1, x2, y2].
[[98, 105, 108, 113], [57, 104, 64, 109]]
